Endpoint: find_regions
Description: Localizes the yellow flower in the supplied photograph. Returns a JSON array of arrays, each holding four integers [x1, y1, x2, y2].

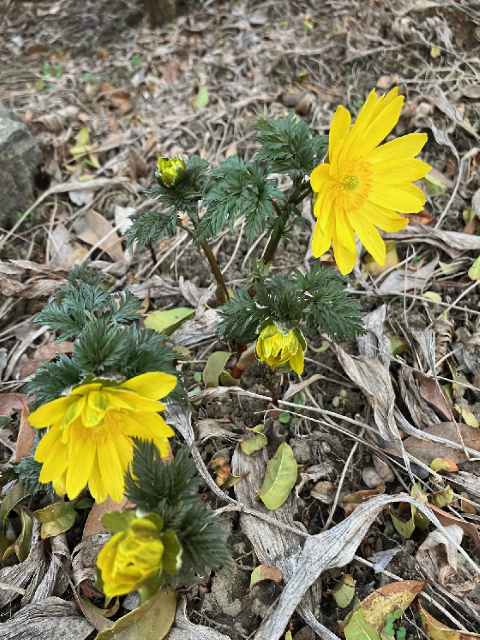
[[256, 319, 306, 375], [29, 372, 177, 504], [155, 157, 186, 187], [310, 88, 431, 275], [97, 513, 181, 598]]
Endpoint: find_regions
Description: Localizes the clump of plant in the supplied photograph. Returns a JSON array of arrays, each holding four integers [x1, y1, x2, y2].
[[127, 88, 430, 378]]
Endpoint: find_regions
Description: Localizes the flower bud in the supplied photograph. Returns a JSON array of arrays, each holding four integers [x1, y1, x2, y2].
[[97, 512, 181, 598], [256, 318, 306, 375], [155, 157, 186, 187]]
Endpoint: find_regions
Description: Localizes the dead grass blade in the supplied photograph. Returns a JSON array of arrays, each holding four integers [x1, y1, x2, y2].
[[253, 494, 480, 640], [0, 596, 93, 640]]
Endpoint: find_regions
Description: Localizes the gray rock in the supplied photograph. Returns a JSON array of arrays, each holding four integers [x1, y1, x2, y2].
[[0, 100, 42, 229]]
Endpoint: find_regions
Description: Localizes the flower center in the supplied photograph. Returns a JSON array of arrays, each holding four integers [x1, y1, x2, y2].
[[342, 174, 359, 191]]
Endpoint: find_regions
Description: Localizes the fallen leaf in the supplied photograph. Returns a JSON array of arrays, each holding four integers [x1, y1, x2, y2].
[[17, 341, 74, 379], [455, 404, 479, 428], [15, 402, 35, 462], [145, 307, 195, 336], [310, 480, 335, 504], [353, 580, 428, 632], [420, 379, 453, 422], [344, 609, 381, 640], [428, 503, 480, 550], [257, 443, 298, 510], [0, 393, 27, 416], [241, 424, 268, 455], [34, 502, 77, 539], [461, 493, 476, 515], [403, 422, 480, 465], [332, 573, 355, 608], [203, 351, 232, 388], [96, 586, 176, 640], [468, 256, 480, 281], [344, 486, 385, 516], [0, 482, 30, 527], [418, 599, 480, 639], [74, 210, 124, 263], [250, 564, 283, 587], [406, 210, 435, 225], [194, 85, 209, 108], [430, 458, 458, 473]]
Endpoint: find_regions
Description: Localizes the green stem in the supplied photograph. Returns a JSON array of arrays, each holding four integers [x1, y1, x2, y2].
[[260, 183, 312, 266]]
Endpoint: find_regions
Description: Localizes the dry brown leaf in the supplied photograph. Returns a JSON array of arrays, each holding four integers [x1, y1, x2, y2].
[[0, 393, 28, 415], [16, 341, 74, 379], [403, 422, 480, 465], [49, 224, 89, 269], [82, 496, 133, 540], [170, 309, 219, 347], [417, 524, 480, 601], [405, 210, 435, 226], [419, 378, 454, 422], [335, 345, 402, 450], [128, 147, 149, 180], [385, 226, 480, 258], [379, 257, 438, 293], [15, 402, 34, 462], [74, 210, 124, 263], [428, 503, 480, 550]]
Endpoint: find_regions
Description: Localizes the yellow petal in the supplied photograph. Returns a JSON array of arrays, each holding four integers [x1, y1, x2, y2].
[[88, 452, 108, 503], [361, 201, 409, 232], [109, 389, 166, 414], [312, 215, 333, 258], [35, 424, 63, 462], [97, 439, 124, 503], [368, 183, 426, 213], [328, 105, 351, 159], [71, 383, 103, 396], [121, 372, 177, 400], [334, 199, 356, 252], [347, 211, 386, 265], [371, 158, 431, 184], [365, 133, 428, 165], [357, 95, 404, 155], [289, 348, 304, 375], [66, 434, 96, 500], [28, 396, 76, 429], [83, 393, 107, 428], [310, 163, 330, 193], [62, 395, 86, 428], [51, 471, 67, 496], [154, 437, 171, 458], [333, 232, 357, 275]]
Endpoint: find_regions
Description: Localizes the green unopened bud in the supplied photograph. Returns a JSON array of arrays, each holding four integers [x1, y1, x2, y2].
[[155, 157, 186, 187]]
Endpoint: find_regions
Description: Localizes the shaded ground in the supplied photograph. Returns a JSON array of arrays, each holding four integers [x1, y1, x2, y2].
[[1, 0, 480, 639]]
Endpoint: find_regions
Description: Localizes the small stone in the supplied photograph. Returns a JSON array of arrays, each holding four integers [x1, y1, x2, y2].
[[362, 467, 383, 489], [294, 95, 311, 116], [289, 439, 312, 464], [0, 100, 42, 229], [294, 626, 315, 640], [373, 455, 395, 483]]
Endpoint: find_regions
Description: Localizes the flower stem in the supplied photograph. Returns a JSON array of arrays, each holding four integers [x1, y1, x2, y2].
[[148, 240, 158, 267], [231, 344, 256, 379], [201, 241, 230, 305]]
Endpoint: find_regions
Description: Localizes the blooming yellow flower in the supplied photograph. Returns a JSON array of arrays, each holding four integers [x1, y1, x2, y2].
[[29, 372, 177, 503], [256, 319, 306, 375], [310, 88, 431, 275], [155, 157, 186, 187], [97, 512, 180, 598]]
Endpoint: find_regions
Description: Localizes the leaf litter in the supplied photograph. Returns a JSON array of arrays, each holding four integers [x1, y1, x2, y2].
[[2, 0, 480, 637]]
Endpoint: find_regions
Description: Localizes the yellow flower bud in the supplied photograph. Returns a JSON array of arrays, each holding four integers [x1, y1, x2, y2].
[[256, 319, 306, 375], [97, 513, 180, 598], [155, 157, 186, 187]]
